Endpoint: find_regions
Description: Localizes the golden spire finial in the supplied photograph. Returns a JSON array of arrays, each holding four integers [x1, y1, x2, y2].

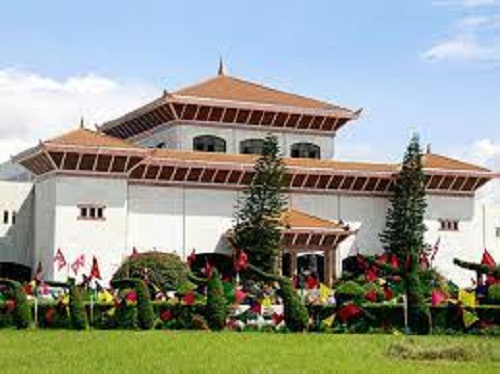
[[80, 117, 84, 129], [426, 143, 432, 154], [218, 56, 225, 76]]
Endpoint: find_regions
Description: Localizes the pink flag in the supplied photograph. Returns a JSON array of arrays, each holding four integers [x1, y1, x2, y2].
[[71, 254, 85, 275], [53, 248, 67, 271], [431, 290, 446, 307]]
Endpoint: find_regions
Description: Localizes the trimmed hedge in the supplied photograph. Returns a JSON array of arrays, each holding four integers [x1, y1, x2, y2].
[[69, 285, 88, 330], [0, 279, 31, 329], [205, 270, 228, 331]]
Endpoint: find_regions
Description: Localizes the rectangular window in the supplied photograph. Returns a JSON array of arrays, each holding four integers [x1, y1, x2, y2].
[[3, 210, 8, 224], [78, 205, 105, 221], [440, 219, 459, 231], [11, 211, 16, 225]]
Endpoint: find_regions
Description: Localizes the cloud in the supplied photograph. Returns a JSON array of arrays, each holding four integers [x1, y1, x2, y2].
[[463, 139, 500, 203], [423, 36, 500, 61], [0, 68, 159, 163], [434, 0, 500, 7], [423, 14, 500, 62]]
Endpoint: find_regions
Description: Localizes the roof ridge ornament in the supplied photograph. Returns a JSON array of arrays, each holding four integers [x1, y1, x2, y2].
[[80, 117, 85, 129], [218, 56, 225, 76]]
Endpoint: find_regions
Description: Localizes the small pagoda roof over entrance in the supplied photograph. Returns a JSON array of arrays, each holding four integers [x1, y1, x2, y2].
[[280, 209, 354, 249]]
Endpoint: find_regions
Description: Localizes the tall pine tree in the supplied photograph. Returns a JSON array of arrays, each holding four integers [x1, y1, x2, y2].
[[233, 134, 287, 274], [379, 134, 430, 334]]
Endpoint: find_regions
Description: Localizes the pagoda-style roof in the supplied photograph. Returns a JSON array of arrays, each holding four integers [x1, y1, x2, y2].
[[13, 128, 497, 195], [99, 73, 360, 139], [280, 209, 354, 249], [281, 209, 346, 230], [422, 153, 490, 173], [45, 128, 136, 149], [174, 74, 350, 112]]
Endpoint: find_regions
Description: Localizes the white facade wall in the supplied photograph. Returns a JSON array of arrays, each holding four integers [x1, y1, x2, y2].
[[51, 176, 128, 283], [134, 122, 335, 159], [127, 185, 237, 258], [0, 181, 34, 267], [34, 178, 56, 278], [23, 172, 496, 287]]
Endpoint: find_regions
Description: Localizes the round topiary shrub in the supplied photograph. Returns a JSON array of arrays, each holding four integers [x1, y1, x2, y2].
[[205, 269, 228, 331], [69, 285, 88, 330], [112, 252, 188, 291], [487, 284, 500, 305]]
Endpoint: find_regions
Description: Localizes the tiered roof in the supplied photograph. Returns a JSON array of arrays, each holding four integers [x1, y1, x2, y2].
[[13, 128, 496, 195], [99, 72, 360, 139]]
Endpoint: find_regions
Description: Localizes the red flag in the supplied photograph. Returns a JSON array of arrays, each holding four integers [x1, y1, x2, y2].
[[90, 256, 101, 280], [234, 249, 248, 271], [187, 249, 196, 266], [34, 261, 43, 282], [430, 237, 441, 262], [71, 254, 85, 275], [53, 248, 67, 271], [204, 259, 212, 278], [481, 249, 496, 267]]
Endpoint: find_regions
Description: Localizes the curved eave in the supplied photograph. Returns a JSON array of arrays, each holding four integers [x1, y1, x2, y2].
[[100, 94, 360, 139]]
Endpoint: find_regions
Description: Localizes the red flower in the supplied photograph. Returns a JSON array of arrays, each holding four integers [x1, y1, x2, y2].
[[384, 287, 394, 300], [272, 313, 284, 325], [364, 290, 377, 302], [125, 291, 137, 303], [160, 309, 173, 322], [337, 303, 362, 323], [45, 307, 56, 324], [5, 299, 15, 312]]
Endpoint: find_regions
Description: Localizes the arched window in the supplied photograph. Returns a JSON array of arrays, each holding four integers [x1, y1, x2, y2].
[[290, 142, 321, 159], [193, 135, 226, 153], [240, 139, 265, 155]]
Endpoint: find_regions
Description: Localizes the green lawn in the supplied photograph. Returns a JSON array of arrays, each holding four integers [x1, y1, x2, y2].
[[0, 330, 498, 373]]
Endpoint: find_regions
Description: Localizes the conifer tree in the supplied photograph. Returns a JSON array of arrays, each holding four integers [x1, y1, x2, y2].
[[233, 134, 287, 274], [378, 134, 431, 334]]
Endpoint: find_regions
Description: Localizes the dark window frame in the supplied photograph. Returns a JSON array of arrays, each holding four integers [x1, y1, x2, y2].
[[240, 138, 265, 155], [193, 135, 226, 153], [290, 142, 321, 159]]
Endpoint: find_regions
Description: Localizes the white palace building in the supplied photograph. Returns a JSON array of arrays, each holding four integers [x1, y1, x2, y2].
[[1, 66, 499, 286]]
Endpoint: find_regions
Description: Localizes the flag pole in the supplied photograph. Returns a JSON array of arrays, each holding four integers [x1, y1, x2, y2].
[[403, 294, 409, 334], [34, 288, 38, 328]]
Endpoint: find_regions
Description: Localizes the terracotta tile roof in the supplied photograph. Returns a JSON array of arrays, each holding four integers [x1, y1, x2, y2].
[[44, 128, 136, 149], [173, 74, 354, 113], [422, 153, 490, 172], [151, 148, 396, 172], [281, 209, 344, 229]]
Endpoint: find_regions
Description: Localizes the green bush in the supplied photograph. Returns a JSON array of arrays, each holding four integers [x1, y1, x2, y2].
[[205, 270, 227, 331], [112, 252, 188, 291], [0, 279, 31, 329], [279, 277, 309, 332], [136, 280, 155, 330], [69, 285, 88, 330], [487, 285, 500, 305], [335, 280, 365, 304]]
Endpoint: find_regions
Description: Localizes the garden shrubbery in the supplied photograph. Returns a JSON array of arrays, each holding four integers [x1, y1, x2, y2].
[[112, 252, 188, 291]]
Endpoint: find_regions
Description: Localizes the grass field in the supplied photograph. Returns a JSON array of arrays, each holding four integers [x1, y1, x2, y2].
[[0, 330, 498, 373]]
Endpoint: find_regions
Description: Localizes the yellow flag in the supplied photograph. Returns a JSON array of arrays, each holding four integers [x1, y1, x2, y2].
[[98, 290, 114, 304], [322, 314, 335, 327], [462, 309, 479, 328], [458, 289, 476, 308], [261, 296, 272, 308], [319, 283, 333, 302]]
